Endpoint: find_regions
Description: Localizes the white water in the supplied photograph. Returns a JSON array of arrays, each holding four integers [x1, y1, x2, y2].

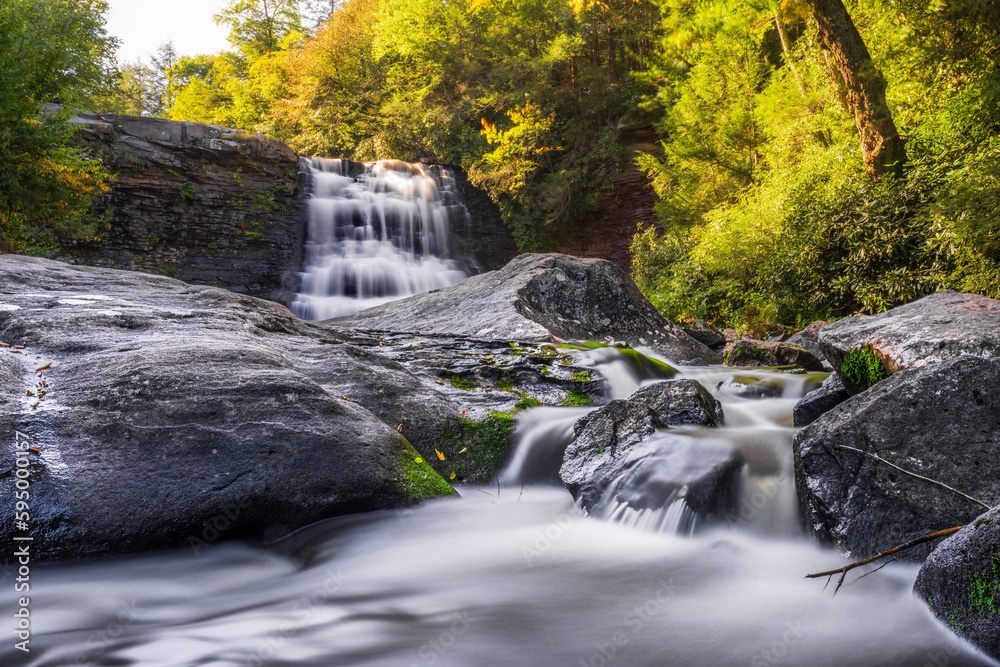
[[3, 350, 996, 667], [290, 159, 469, 320]]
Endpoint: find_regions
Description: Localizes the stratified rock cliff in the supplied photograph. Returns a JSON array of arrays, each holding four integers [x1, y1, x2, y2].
[[61, 112, 308, 304]]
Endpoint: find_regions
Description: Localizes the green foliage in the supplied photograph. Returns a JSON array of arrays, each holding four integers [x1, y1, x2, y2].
[[0, 0, 116, 254], [631, 0, 1000, 330], [841, 347, 890, 392]]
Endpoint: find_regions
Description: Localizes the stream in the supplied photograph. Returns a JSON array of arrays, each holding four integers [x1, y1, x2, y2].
[[2, 352, 994, 667]]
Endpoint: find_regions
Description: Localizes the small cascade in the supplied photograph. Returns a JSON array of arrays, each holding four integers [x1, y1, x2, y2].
[[501, 347, 816, 537], [290, 158, 471, 320]]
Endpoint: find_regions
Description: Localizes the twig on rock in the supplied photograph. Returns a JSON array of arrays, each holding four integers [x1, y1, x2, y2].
[[806, 525, 966, 594], [835, 444, 990, 510]]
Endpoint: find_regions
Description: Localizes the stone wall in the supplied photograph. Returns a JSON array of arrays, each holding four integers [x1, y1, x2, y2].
[[62, 113, 309, 305]]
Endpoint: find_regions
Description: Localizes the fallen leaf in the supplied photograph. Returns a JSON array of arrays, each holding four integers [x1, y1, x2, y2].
[[2, 291, 16, 295], [485, 388, 493, 392], [10, 350, 21, 354], [0, 343, 9, 348], [342, 395, 351, 402], [449, 471, 456, 480], [414, 456, 423, 463], [40, 380, 48, 387], [28, 447, 41, 453], [31, 401, 39, 409], [26, 391, 34, 397], [462, 410, 467, 417], [435, 449, 445, 461], [379, 341, 384, 347], [435, 380, 444, 385], [38, 390, 46, 397], [397, 424, 403, 433], [35, 362, 51, 372], [458, 447, 468, 454]]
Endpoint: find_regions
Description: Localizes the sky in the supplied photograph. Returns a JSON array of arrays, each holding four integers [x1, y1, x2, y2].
[[105, 0, 233, 64]]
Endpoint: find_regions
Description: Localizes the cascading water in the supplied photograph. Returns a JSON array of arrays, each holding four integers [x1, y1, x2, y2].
[[6, 349, 994, 666], [290, 159, 470, 320]]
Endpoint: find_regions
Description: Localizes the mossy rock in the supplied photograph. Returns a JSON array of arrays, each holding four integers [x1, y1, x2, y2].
[[424, 412, 517, 484], [558, 341, 678, 379], [840, 345, 891, 392], [392, 438, 457, 504]]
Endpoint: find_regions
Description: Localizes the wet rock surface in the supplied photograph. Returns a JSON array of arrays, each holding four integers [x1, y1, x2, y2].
[[722, 337, 825, 371], [793, 355, 1000, 560], [330, 253, 720, 362], [560, 380, 739, 522], [0, 256, 607, 562], [786, 320, 830, 369], [915, 506, 1000, 661], [792, 374, 849, 427]]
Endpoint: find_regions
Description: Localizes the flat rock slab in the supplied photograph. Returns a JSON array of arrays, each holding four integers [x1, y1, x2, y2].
[[915, 506, 1000, 661], [793, 355, 1000, 560], [328, 253, 719, 362], [723, 337, 825, 371], [0, 256, 469, 562], [819, 291, 1000, 386]]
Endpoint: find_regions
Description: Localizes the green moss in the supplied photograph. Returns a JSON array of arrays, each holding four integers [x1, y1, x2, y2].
[[509, 342, 523, 356], [496, 375, 516, 391], [449, 375, 476, 391], [558, 341, 677, 379], [841, 346, 891, 391], [393, 439, 456, 503], [968, 552, 1000, 614], [562, 389, 592, 406], [541, 367, 552, 376], [430, 412, 517, 484], [573, 371, 591, 382], [514, 394, 542, 410], [976, 517, 994, 528]]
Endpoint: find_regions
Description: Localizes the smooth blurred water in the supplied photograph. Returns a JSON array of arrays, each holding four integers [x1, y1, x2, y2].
[[2, 350, 995, 667]]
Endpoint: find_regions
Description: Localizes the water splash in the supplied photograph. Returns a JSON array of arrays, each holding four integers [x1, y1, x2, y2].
[[290, 158, 470, 320]]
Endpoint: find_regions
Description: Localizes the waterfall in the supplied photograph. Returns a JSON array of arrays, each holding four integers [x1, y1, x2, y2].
[[290, 158, 471, 320]]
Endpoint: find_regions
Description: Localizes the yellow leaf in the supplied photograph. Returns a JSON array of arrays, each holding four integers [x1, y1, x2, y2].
[[435, 449, 446, 461], [414, 456, 423, 463], [458, 447, 468, 454], [449, 471, 456, 480]]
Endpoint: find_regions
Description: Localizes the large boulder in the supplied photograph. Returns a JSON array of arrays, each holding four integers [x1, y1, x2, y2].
[[722, 337, 825, 371], [2, 256, 559, 562], [329, 253, 720, 362], [786, 320, 830, 368], [914, 506, 1000, 661], [819, 290, 1000, 392], [560, 380, 739, 527], [793, 355, 1000, 560]]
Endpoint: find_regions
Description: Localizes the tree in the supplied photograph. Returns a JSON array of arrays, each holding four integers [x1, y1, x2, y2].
[[810, 0, 906, 179], [215, 0, 302, 54], [0, 0, 116, 254]]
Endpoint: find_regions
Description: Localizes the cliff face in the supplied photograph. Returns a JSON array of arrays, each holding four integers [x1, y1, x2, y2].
[[58, 115, 517, 305], [61, 113, 308, 304]]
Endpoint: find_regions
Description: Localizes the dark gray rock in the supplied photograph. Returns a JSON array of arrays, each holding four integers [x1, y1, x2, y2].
[[793, 374, 849, 427], [329, 253, 720, 362], [787, 320, 830, 368], [0, 256, 473, 563], [683, 320, 727, 349], [819, 291, 1000, 388], [793, 355, 1000, 560], [560, 380, 739, 522], [915, 506, 1000, 661], [722, 337, 825, 371]]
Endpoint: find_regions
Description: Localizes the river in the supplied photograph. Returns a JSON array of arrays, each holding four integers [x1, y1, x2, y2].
[[2, 348, 994, 667]]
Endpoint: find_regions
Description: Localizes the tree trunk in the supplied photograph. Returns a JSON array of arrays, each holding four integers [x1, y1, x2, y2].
[[774, 7, 806, 98], [811, 0, 906, 179]]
